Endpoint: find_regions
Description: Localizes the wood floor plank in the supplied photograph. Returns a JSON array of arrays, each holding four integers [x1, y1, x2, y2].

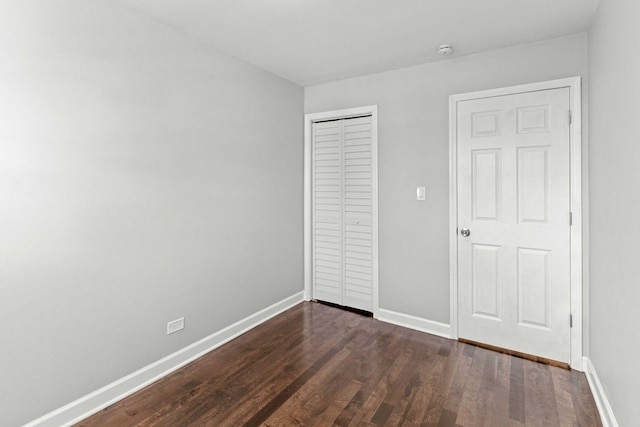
[[333, 327, 413, 426], [380, 337, 433, 426], [312, 379, 364, 426], [215, 313, 362, 425], [421, 342, 466, 425], [455, 344, 488, 426], [569, 371, 603, 427], [244, 316, 374, 426], [200, 306, 352, 424], [273, 327, 376, 425], [244, 343, 345, 426], [481, 350, 512, 426], [508, 356, 526, 423], [437, 409, 458, 427], [550, 364, 579, 426], [442, 342, 474, 416], [524, 361, 560, 427], [346, 343, 414, 426], [78, 302, 602, 427], [400, 339, 448, 426], [203, 307, 360, 426]]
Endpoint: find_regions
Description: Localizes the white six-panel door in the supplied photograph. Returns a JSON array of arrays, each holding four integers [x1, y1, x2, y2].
[[312, 116, 374, 312], [456, 87, 571, 363]]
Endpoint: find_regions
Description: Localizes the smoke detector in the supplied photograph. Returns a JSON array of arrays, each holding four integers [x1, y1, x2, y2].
[[438, 44, 453, 55]]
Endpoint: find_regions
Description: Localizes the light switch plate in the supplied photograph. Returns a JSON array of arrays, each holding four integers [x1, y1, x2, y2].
[[416, 186, 426, 201]]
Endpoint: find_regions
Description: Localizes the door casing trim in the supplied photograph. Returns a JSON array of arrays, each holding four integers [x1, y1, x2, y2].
[[448, 77, 583, 370], [304, 105, 379, 318]]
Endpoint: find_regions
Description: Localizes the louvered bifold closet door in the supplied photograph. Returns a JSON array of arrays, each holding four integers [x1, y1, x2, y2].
[[312, 120, 343, 305], [343, 116, 373, 311], [312, 116, 374, 312]]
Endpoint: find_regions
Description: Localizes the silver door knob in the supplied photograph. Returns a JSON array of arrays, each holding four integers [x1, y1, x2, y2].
[[460, 228, 470, 237]]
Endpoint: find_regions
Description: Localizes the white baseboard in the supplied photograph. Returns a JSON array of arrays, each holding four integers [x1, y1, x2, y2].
[[583, 356, 619, 427], [24, 291, 305, 427], [377, 308, 451, 338]]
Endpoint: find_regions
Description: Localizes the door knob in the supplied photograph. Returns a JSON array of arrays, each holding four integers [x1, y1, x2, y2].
[[460, 228, 471, 237]]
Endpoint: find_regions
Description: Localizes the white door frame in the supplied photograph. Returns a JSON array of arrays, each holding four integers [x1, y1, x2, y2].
[[304, 105, 379, 318], [449, 77, 584, 370]]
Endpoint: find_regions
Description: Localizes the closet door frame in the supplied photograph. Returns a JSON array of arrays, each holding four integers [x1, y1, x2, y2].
[[304, 105, 379, 317]]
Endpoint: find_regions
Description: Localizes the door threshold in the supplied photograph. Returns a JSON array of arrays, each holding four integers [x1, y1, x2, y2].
[[313, 300, 373, 318], [458, 338, 570, 370]]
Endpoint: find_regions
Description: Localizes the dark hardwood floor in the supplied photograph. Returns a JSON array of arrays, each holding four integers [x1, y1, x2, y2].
[[78, 302, 601, 426]]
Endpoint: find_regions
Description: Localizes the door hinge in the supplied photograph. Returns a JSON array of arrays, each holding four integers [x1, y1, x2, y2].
[[570, 314, 573, 328], [569, 110, 572, 125], [569, 212, 573, 226]]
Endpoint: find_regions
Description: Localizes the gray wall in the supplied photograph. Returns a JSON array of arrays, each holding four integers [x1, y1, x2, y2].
[[0, 1, 303, 425], [589, 0, 640, 424], [305, 34, 588, 325]]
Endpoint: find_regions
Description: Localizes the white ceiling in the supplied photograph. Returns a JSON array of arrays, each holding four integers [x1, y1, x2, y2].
[[122, 0, 600, 86]]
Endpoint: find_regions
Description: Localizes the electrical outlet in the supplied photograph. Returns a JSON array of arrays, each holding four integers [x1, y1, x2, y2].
[[167, 317, 185, 335], [416, 186, 426, 201]]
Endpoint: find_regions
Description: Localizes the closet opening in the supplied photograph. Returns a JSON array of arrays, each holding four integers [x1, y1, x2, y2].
[[304, 106, 379, 317]]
